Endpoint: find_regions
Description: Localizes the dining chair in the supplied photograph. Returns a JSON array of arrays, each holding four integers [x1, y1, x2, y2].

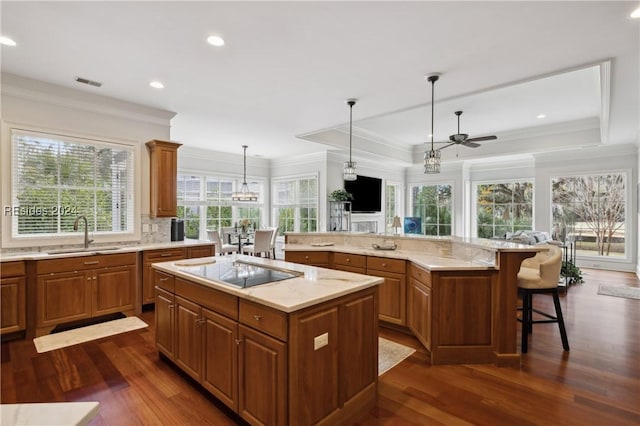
[[242, 229, 273, 257], [269, 226, 279, 259], [517, 244, 569, 353], [207, 230, 238, 255]]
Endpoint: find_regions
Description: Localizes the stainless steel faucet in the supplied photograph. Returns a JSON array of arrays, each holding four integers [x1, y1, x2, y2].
[[73, 216, 94, 249]]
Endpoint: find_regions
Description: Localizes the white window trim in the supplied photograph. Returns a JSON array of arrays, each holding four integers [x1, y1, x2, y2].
[[1, 123, 141, 249], [271, 172, 319, 234], [408, 181, 455, 236]]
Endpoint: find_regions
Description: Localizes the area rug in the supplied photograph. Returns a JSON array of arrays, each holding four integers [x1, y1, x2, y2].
[[597, 285, 640, 300], [33, 316, 148, 353], [378, 337, 415, 376]]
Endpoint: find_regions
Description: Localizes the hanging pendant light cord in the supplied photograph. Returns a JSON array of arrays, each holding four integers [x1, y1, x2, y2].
[[430, 79, 435, 152], [349, 102, 353, 162], [242, 145, 248, 184]]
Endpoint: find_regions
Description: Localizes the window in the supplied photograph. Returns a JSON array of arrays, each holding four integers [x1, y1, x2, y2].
[[177, 174, 265, 240], [385, 182, 401, 234], [410, 184, 452, 236], [9, 129, 134, 238], [552, 173, 626, 258], [475, 181, 533, 238], [272, 175, 318, 235]]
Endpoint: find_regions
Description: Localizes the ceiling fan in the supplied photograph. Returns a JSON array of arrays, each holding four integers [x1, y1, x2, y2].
[[438, 110, 497, 151]]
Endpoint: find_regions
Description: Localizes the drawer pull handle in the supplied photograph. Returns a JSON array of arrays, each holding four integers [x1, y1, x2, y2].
[[160, 253, 173, 257], [159, 277, 169, 281], [84, 260, 100, 265], [196, 318, 205, 324], [382, 263, 387, 267], [304, 256, 309, 260], [346, 258, 350, 262], [253, 315, 262, 321]]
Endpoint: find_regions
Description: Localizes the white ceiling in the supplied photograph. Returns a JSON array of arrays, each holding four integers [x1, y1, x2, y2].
[[1, 1, 638, 163]]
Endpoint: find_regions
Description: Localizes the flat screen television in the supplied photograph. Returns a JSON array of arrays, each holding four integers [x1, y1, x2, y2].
[[344, 175, 382, 213]]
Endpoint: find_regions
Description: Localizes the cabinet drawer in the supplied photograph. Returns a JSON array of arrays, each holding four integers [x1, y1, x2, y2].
[[410, 264, 432, 287], [286, 251, 329, 265], [37, 252, 137, 274], [175, 278, 238, 320], [1, 261, 25, 277], [143, 248, 187, 262], [188, 245, 214, 258], [366, 256, 406, 274], [240, 300, 288, 341], [154, 270, 175, 292], [333, 252, 366, 269]]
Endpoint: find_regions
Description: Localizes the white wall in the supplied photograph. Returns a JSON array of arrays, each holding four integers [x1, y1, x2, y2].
[[1, 73, 175, 249]]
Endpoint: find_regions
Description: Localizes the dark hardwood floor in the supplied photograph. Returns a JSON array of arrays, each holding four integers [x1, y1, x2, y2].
[[2, 268, 639, 425]]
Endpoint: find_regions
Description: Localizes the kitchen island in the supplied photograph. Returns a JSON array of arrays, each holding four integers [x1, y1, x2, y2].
[[151, 255, 383, 426], [284, 232, 544, 367]]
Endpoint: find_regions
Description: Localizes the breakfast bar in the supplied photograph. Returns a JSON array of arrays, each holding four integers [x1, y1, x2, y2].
[[151, 255, 383, 426], [284, 232, 544, 367]]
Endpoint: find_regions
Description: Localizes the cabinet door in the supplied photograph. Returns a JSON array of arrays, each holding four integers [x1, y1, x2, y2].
[[202, 308, 238, 411], [408, 278, 431, 350], [238, 325, 286, 426], [0, 276, 25, 334], [367, 270, 406, 325], [188, 245, 214, 259], [37, 271, 91, 327], [174, 296, 203, 381], [93, 265, 136, 316], [155, 287, 175, 359], [147, 140, 180, 218]]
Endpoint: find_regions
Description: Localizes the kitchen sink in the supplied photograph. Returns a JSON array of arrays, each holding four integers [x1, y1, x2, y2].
[[46, 246, 121, 255]]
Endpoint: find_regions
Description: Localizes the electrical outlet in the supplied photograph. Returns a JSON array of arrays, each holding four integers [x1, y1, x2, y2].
[[142, 224, 149, 233], [314, 332, 328, 350], [152, 224, 158, 232]]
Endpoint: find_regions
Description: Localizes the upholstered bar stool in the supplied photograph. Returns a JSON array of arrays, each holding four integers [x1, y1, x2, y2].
[[517, 244, 570, 353]]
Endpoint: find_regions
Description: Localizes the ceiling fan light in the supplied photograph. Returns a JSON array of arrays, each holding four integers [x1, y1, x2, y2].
[[424, 150, 441, 174], [343, 161, 357, 181]]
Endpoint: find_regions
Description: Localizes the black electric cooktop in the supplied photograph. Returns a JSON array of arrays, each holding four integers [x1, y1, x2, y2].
[[178, 260, 302, 288]]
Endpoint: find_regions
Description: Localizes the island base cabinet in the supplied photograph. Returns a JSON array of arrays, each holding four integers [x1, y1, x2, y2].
[[408, 277, 432, 351], [155, 286, 175, 359], [175, 296, 203, 382], [238, 325, 287, 426], [203, 309, 238, 412], [1, 276, 26, 335]]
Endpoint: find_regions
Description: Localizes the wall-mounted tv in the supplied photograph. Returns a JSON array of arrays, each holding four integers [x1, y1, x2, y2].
[[344, 175, 382, 213]]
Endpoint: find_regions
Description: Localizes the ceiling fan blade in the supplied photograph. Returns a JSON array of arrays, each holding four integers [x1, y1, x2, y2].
[[462, 141, 481, 148], [437, 143, 455, 151], [465, 135, 497, 142]]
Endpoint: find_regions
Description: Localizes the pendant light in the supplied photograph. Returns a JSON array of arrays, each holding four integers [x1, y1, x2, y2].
[[231, 145, 259, 202], [424, 74, 441, 174], [343, 98, 358, 181]]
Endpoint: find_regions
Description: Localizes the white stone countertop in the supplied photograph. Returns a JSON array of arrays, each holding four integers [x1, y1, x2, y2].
[[0, 239, 213, 262], [0, 402, 99, 425], [151, 254, 384, 313], [283, 244, 495, 271]]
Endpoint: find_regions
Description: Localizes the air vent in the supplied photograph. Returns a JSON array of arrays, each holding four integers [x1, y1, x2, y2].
[[74, 76, 102, 87]]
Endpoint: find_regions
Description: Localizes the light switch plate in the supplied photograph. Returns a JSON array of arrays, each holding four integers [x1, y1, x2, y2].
[[152, 224, 158, 232], [314, 332, 329, 350], [142, 224, 150, 233]]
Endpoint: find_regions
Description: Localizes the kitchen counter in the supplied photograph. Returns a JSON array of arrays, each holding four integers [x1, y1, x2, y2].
[[0, 239, 212, 262], [283, 244, 494, 271], [151, 254, 383, 313]]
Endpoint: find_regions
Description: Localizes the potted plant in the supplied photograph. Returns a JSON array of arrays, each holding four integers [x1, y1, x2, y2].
[[561, 261, 584, 284], [329, 189, 352, 202]]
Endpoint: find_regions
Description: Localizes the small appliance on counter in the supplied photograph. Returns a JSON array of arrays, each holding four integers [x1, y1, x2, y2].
[[171, 218, 184, 241]]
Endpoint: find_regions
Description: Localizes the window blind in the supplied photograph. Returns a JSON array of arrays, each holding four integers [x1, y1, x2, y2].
[[10, 129, 135, 237]]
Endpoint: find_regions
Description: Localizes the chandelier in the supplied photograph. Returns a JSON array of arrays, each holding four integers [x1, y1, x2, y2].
[[343, 98, 357, 181], [424, 74, 441, 174], [231, 145, 259, 202]]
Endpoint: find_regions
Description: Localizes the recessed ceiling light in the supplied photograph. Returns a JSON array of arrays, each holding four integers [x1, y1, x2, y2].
[[149, 81, 165, 89], [206, 35, 225, 47], [631, 7, 640, 18], [0, 36, 17, 46], [537, 114, 546, 119]]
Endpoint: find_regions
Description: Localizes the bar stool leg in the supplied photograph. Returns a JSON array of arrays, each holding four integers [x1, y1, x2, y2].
[[521, 290, 530, 354], [552, 289, 570, 351]]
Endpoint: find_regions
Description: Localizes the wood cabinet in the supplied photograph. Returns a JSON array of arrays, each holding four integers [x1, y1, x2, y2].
[[366, 256, 406, 325], [155, 270, 378, 425], [35, 252, 137, 336], [142, 248, 187, 305], [408, 264, 432, 350], [146, 139, 182, 218], [142, 245, 214, 305], [1, 261, 26, 335], [284, 251, 329, 268]]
